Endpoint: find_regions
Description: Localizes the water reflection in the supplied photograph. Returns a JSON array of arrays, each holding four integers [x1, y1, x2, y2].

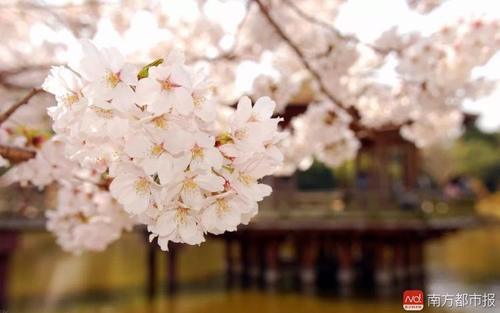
[[8, 227, 500, 313]]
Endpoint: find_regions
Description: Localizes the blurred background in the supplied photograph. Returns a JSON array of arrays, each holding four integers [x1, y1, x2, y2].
[[1, 0, 500, 312]]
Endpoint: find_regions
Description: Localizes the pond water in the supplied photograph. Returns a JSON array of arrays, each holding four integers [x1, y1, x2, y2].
[[7, 226, 500, 313]]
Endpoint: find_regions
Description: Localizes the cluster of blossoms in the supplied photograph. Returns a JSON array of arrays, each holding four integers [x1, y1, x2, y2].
[[47, 180, 134, 254], [40, 40, 283, 251], [1, 138, 134, 253], [251, 73, 301, 113], [360, 17, 500, 148], [396, 18, 500, 90], [240, 11, 500, 171], [2, 3, 500, 245], [4, 1, 500, 177], [276, 101, 359, 175], [1, 139, 72, 188]]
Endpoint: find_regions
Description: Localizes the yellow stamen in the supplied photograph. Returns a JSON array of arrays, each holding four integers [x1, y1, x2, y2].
[[216, 199, 230, 216], [151, 115, 168, 129], [160, 78, 180, 91], [63, 93, 80, 106], [193, 95, 206, 107], [134, 177, 150, 195], [175, 207, 190, 224], [216, 132, 233, 145], [106, 71, 120, 88], [150, 143, 165, 157], [183, 178, 197, 190], [192, 145, 204, 159], [234, 129, 248, 140], [75, 212, 89, 223], [92, 106, 114, 119], [238, 173, 254, 185]]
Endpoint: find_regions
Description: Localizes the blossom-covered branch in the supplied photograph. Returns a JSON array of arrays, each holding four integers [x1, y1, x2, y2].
[[281, 0, 394, 55], [254, 0, 352, 112], [2, 40, 285, 253], [0, 2, 499, 255]]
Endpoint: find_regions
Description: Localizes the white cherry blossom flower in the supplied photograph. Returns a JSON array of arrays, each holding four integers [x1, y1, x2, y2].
[[223, 168, 272, 203], [164, 171, 225, 211], [72, 40, 137, 112], [219, 96, 281, 159], [109, 164, 159, 215], [201, 193, 249, 235], [149, 202, 205, 250], [186, 132, 223, 171], [38, 42, 285, 251], [42, 66, 84, 107], [124, 133, 191, 184], [47, 182, 134, 254], [135, 54, 193, 116]]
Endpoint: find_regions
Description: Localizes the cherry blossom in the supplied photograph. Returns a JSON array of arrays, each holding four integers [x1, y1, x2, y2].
[[1, 139, 74, 189], [47, 181, 134, 254], [278, 100, 360, 173], [39, 40, 285, 251], [0, 138, 134, 254], [1, 1, 500, 254]]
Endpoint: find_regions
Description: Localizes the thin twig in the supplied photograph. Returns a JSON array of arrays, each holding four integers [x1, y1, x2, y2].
[[282, 0, 390, 55], [0, 145, 36, 163], [282, 0, 353, 41], [0, 88, 42, 126]]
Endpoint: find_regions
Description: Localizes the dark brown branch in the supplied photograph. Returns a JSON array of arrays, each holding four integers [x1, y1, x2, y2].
[[253, 0, 350, 110], [0, 145, 36, 164], [0, 88, 42, 126]]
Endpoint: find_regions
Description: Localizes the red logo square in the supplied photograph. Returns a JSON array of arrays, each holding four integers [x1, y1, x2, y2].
[[403, 290, 424, 311]]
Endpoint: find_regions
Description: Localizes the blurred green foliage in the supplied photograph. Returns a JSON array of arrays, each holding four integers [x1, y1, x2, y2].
[[297, 161, 336, 190], [453, 125, 500, 190]]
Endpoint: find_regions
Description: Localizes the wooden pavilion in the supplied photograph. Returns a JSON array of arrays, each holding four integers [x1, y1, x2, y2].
[[147, 103, 482, 297]]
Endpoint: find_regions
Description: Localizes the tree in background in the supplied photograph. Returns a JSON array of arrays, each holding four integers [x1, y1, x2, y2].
[[0, 0, 499, 252]]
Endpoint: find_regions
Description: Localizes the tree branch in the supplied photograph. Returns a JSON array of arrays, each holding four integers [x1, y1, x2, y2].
[[281, 0, 390, 55], [282, 0, 352, 41], [0, 88, 42, 126], [0, 145, 36, 164], [253, 0, 351, 111]]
